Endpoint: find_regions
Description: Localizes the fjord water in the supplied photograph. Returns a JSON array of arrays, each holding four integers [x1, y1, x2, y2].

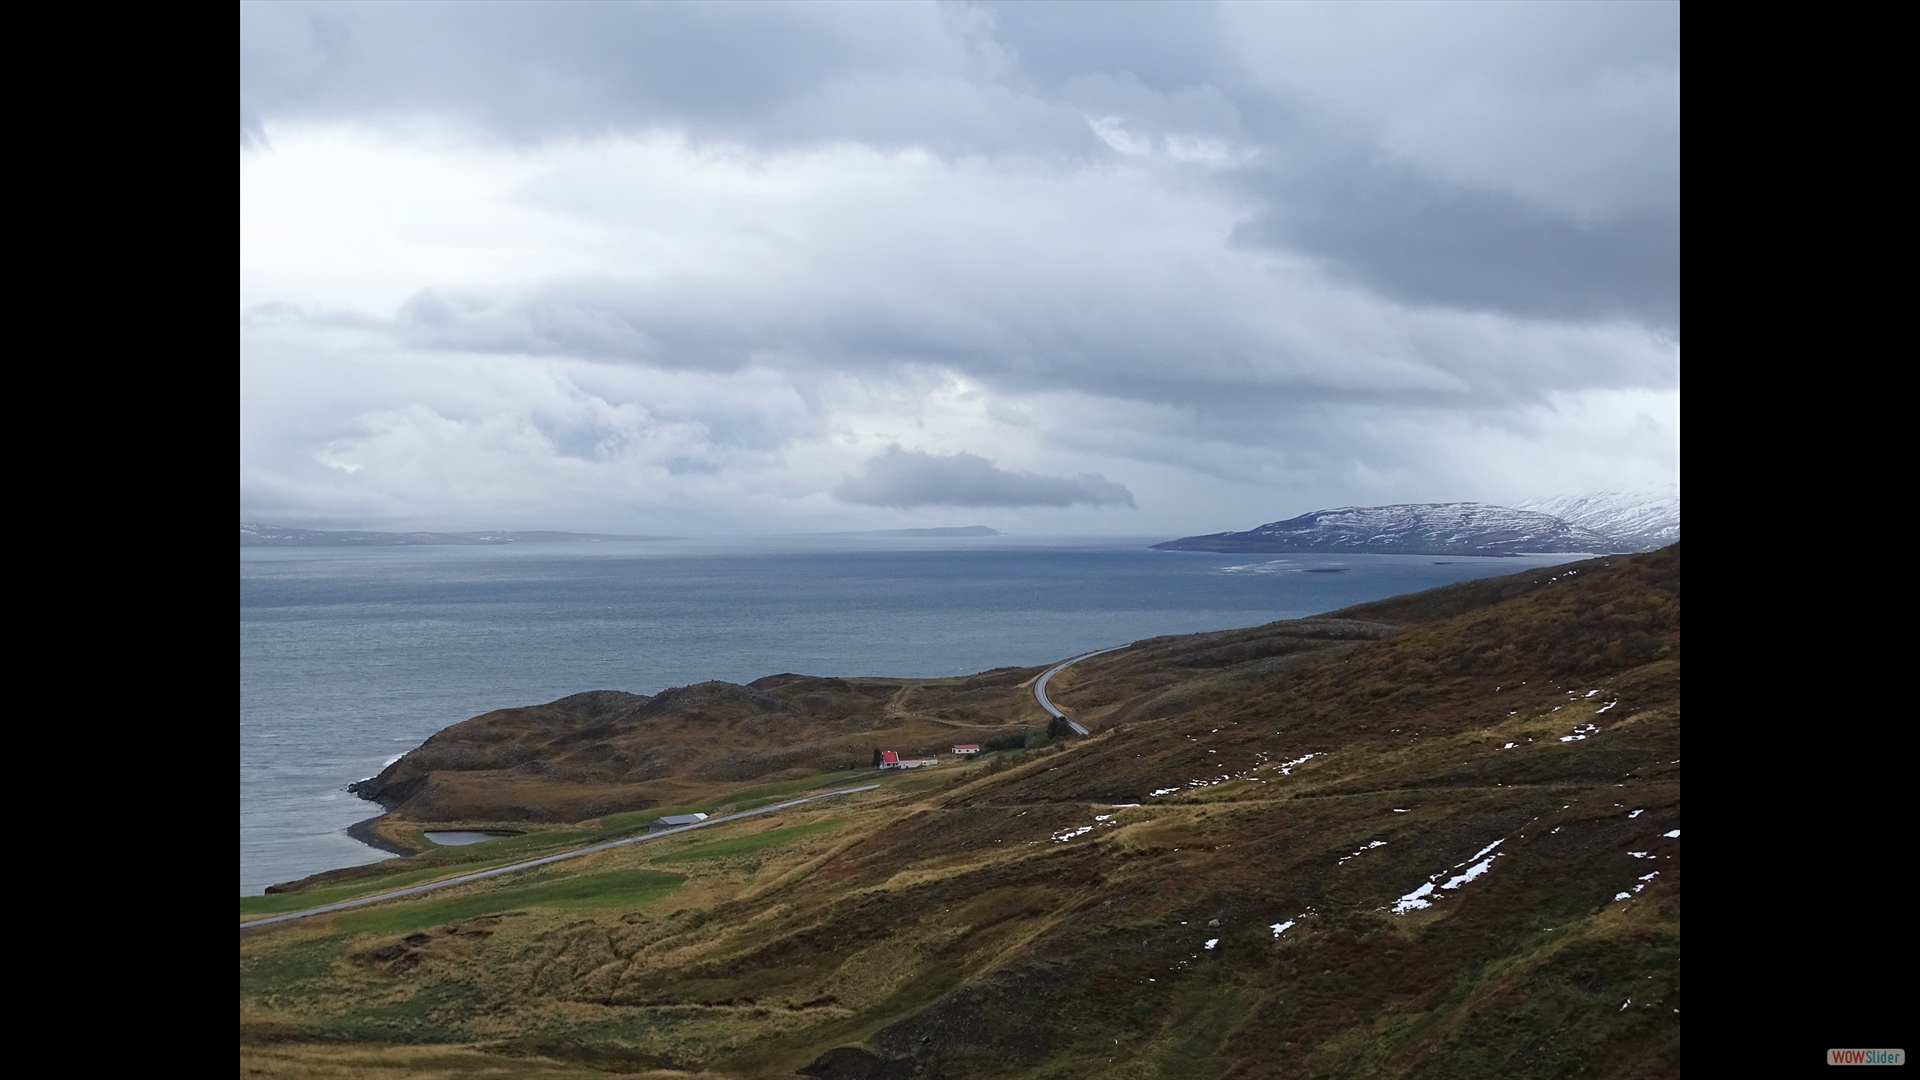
[[240, 536, 1585, 894]]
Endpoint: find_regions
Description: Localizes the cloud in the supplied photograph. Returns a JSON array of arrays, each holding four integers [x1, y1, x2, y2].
[[241, 1, 1677, 330], [239, 4, 1678, 532], [249, 133, 1669, 406], [836, 446, 1134, 509], [1230, 160, 1679, 328], [240, 1, 1055, 153]]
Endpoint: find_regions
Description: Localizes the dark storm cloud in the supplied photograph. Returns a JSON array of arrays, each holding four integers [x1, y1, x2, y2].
[[240, 1, 1092, 155], [371, 235, 1672, 417], [836, 446, 1135, 509], [981, 1, 1232, 92], [243, 3, 868, 139], [1230, 159, 1680, 329], [243, 1, 1679, 343]]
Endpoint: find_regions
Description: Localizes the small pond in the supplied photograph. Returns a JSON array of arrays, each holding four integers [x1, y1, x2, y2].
[[423, 830, 519, 847]]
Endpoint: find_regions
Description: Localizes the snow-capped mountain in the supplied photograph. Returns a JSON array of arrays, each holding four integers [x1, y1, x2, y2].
[[1512, 486, 1679, 552], [1152, 503, 1632, 556]]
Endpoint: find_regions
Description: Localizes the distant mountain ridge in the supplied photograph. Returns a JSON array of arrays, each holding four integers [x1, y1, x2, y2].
[[1513, 486, 1679, 551], [1153, 502, 1636, 557], [240, 524, 667, 547]]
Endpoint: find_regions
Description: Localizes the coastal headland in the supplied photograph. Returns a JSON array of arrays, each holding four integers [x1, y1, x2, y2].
[[242, 545, 1680, 1079]]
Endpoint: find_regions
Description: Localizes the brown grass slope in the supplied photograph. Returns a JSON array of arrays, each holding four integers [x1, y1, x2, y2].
[[347, 667, 1051, 826], [242, 545, 1679, 1080]]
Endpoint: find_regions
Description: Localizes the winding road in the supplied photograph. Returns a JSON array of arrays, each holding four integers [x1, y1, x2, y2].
[[241, 784, 879, 931], [1033, 646, 1130, 735]]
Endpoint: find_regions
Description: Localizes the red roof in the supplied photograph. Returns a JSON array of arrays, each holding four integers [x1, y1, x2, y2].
[[953, 744, 981, 750], [881, 750, 900, 763]]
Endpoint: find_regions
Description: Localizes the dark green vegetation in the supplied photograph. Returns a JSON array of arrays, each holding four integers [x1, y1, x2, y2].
[[242, 546, 1679, 1079]]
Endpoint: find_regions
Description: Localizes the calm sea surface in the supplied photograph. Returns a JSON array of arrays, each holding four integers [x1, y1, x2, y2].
[[239, 536, 1586, 894]]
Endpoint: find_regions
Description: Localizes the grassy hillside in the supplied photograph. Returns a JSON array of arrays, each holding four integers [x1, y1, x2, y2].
[[242, 545, 1680, 1079], [341, 666, 1057, 842]]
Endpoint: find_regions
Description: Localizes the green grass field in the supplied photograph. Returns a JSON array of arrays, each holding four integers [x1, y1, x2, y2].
[[649, 818, 844, 863], [240, 861, 530, 917], [331, 868, 686, 935], [246, 768, 886, 916]]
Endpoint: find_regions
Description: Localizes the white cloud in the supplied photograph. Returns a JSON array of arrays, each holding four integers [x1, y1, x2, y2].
[[836, 446, 1134, 509], [238, 4, 1678, 534]]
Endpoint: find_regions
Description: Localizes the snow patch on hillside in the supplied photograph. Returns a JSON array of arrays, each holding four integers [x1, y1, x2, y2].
[[1513, 485, 1678, 551]]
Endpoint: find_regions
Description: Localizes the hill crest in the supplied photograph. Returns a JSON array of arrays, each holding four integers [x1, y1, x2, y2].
[[1154, 502, 1631, 556]]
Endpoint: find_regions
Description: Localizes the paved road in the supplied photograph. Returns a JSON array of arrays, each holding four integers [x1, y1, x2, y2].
[[1033, 646, 1130, 735], [241, 784, 881, 931]]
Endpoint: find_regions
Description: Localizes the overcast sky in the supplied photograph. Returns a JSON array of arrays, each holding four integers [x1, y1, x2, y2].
[[240, 1, 1678, 536]]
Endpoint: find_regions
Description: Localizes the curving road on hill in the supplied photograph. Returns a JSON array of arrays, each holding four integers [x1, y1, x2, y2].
[[241, 784, 880, 931], [1033, 646, 1130, 735]]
